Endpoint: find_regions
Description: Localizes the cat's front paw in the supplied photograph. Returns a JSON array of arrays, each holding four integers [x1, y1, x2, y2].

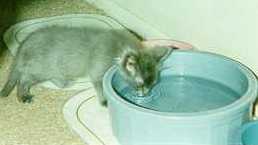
[[101, 100, 108, 106], [98, 96, 108, 107]]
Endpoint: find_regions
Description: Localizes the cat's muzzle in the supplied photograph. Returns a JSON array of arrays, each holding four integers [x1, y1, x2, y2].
[[136, 86, 150, 97]]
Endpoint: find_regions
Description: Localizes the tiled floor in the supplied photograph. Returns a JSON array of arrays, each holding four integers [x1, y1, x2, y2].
[[0, 0, 103, 145]]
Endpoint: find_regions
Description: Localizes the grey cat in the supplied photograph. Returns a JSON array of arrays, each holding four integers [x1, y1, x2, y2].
[[0, 26, 170, 105]]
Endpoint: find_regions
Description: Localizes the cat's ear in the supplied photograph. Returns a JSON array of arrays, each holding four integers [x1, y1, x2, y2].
[[118, 48, 138, 76], [142, 46, 172, 62]]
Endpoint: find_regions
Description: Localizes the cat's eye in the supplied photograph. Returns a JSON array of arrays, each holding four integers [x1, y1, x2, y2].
[[128, 62, 135, 66], [127, 58, 136, 66]]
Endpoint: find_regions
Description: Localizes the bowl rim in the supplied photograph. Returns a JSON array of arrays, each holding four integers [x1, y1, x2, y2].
[[103, 50, 258, 119]]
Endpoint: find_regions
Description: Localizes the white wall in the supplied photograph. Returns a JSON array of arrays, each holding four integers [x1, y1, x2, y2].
[[87, 0, 258, 74]]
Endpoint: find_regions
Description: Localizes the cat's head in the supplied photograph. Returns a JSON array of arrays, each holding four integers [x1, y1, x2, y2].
[[118, 46, 171, 96]]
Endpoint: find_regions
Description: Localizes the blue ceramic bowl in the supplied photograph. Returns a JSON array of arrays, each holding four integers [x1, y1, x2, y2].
[[103, 50, 258, 145]]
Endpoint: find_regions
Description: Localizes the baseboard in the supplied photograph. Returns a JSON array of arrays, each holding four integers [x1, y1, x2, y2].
[[85, 0, 169, 39]]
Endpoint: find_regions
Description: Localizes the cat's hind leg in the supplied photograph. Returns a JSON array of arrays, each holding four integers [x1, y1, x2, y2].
[[17, 75, 43, 103], [0, 68, 19, 97]]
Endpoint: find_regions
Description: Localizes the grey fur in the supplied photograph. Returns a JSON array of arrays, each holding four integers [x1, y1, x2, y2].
[[0, 26, 169, 105]]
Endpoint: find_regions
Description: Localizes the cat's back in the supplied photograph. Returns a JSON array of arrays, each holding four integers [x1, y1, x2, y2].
[[18, 26, 142, 61], [28, 26, 109, 40], [21, 26, 140, 51], [22, 26, 111, 48], [18, 26, 101, 54], [17, 26, 121, 62]]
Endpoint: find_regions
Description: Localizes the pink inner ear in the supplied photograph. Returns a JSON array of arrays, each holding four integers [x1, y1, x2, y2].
[[141, 39, 195, 50]]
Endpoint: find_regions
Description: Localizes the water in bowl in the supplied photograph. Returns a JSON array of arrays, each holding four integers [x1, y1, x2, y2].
[[113, 74, 240, 113]]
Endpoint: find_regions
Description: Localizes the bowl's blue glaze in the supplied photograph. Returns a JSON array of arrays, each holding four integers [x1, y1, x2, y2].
[[242, 120, 258, 145], [103, 50, 258, 145]]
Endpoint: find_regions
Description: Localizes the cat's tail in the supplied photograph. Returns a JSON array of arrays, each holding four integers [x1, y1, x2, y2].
[[0, 64, 20, 97]]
